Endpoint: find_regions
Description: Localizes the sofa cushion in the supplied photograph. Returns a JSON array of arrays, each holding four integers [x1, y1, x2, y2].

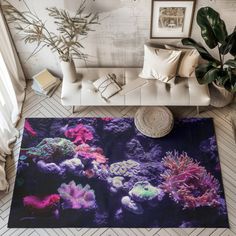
[[126, 68, 210, 106], [165, 45, 200, 77], [139, 45, 182, 83]]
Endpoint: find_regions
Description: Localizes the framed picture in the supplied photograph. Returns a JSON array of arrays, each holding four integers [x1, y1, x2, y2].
[[150, 0, 196, 39]]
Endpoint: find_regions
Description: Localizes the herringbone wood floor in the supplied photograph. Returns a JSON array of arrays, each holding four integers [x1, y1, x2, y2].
[[0, 83, 236, 236]]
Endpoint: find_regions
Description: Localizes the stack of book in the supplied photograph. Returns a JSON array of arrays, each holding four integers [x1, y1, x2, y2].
[[32, 69, 61, 97]]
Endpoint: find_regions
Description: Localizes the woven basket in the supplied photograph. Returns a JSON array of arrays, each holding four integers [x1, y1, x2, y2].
[[134, 107, 174, 138], [210, 82, 234, 108]]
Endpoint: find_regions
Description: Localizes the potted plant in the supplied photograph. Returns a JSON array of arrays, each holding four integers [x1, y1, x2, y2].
[[182, 7, 236, 107], [2, 0, 99, 83]]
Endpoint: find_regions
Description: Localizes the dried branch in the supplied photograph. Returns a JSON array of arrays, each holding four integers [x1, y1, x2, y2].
[[2, 0, 99, 62]]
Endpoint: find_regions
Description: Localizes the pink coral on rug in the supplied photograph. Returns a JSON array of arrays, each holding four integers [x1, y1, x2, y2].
[[65, 124, 93, 144]]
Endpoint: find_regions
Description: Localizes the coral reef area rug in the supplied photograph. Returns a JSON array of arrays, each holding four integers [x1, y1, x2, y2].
[[8, 118, 229, 228]]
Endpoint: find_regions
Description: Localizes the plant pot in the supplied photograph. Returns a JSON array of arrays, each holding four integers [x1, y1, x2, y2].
[[60, 60, 77, 83], [209, 82, 234, 108]]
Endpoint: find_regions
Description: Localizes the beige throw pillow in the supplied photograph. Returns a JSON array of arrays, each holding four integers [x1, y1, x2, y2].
[[139, 45, 182, 83], [165, 45, 200, 77]]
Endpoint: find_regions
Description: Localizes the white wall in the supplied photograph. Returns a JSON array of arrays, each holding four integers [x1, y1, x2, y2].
[[3, 0, 236, 79]]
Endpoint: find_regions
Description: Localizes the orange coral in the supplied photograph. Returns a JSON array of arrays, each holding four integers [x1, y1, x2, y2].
[[76, 144, 107, 164]]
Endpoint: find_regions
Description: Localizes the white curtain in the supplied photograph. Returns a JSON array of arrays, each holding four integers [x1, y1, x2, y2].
[[0, 7, 26, 192]]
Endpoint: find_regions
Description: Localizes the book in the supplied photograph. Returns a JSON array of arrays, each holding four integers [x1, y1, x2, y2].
[[93, 74, 121, 100], [32, 69, 57, 90], [32, 80, 56, 94], [32, 76, 61, 97]]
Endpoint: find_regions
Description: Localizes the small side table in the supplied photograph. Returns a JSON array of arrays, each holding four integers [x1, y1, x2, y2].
[[134, 107, 174, 138]]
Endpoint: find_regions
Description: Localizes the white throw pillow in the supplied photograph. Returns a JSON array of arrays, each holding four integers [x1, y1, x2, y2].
[[139, 45, 182, 83], [165, 45, 200, 77], [93, 74, 121, 100]]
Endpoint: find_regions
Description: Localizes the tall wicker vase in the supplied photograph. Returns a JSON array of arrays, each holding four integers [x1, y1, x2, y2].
[[60, 60, 77, 83], [209, 82, 234, 108]]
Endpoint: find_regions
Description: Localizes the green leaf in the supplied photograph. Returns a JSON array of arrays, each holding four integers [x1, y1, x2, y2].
[[220, 29, 236, 56], [217, 69, 230, 85], [203, 68, 221, 84], [182, 38, 220, 63], [195, 63, 219, 84], [224, 68, 236, 92], [197, 7, 228, 48], [225, 59, 236, 68], [195, 63, 213, 82]]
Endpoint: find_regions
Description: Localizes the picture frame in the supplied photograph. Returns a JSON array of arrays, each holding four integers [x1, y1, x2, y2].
[[150, 0, 196, 39]]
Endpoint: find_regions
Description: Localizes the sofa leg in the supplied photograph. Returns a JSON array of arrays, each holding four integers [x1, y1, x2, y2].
[[196, 106, 200, 115], [72, 106, 89, 114]]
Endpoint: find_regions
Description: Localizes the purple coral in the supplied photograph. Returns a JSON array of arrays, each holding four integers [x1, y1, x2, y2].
[[139, 162, 164, 185], [140, 161, 164, 175], [121, 161, 163, 192], [146, 145, 162, 162], [76, 118, 99, 128], [103, 118, 133, 135], [57, 181, 96, 210], [18, 161, 29, 173], [121, 196, 144, 215], [91, 161, 110, 180], [200, 136, 217, 159], [94, 211, 109, 225], [123, 176, 149, 192], [114, 208, 123, 221], [37, 160, 62, 175], [160, 151, 222, 209], [125, 138, 145, 161], [60, 158, 84, 176]]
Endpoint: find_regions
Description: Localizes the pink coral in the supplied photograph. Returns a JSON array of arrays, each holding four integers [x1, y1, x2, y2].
[[64, 124, 93, 144], [25, 120, 37, 137], [23, 194, 60, 215], [160, 151, 221, 209], [76, 144, 107, 164], [57, 181, 96, 210], [101, 117, 113, 122]]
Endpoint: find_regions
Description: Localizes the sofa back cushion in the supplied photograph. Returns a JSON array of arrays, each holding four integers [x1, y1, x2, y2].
[[165, 45, 200, 77], [139, 45, 181, 83]]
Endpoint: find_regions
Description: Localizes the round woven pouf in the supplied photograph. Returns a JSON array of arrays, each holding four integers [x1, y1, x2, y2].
[[134, 107, 174, 138]]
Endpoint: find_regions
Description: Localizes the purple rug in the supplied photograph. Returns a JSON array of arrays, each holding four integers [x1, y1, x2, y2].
[[8, 118, 229, 228]]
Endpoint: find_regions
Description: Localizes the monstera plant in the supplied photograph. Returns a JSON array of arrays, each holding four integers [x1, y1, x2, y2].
[[182, 7, 236, 95]]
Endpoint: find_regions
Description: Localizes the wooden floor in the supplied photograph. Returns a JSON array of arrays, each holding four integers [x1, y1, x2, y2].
[[0, 83, 236, 236]]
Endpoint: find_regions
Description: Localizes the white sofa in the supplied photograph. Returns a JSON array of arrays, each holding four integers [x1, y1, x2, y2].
[[61, 68, 210, 110]]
